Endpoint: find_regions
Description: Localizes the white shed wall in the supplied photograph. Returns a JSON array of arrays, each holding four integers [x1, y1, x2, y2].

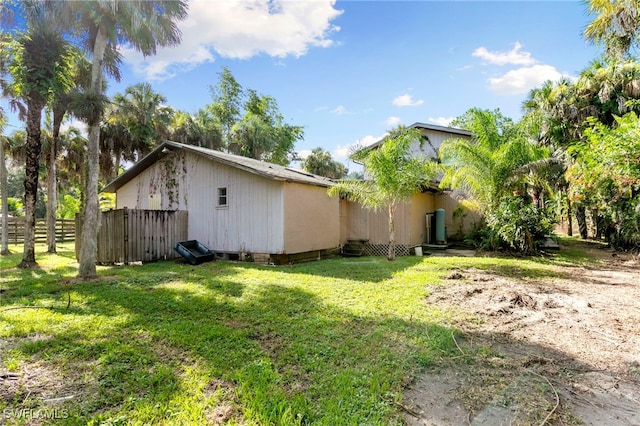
[[116, 151, 286, 253]]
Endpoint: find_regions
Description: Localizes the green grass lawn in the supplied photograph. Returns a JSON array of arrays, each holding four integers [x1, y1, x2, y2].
[[0, 240, 593, 425]]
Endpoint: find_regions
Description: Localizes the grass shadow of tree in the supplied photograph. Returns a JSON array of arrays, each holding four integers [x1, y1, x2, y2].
[[1, 241, 618, 425], [2, 272, 458, 424]]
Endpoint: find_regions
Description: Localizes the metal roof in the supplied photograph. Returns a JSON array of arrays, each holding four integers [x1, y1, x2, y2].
[[102, 141, 335, 193], [363, 122, 472, 151]]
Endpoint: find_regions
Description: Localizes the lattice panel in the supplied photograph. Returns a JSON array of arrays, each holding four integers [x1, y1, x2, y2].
[[363, 244, 410, 257]]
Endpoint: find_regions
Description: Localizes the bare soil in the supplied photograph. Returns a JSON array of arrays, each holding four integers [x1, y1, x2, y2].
[[404, 241, 640, 426]]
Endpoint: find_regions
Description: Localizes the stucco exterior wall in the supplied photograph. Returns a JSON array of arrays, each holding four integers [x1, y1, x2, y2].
[[366, 202, 412, 245], [434, 193, 481, 240], [342, 199, 415, 246], [339, 199, 351, 243], [342, 192, 476, 246], [343, 201, 368, 241], [409, 192, 436, 245], [283, 182, 340, 253], [116, 151, 286, 254]]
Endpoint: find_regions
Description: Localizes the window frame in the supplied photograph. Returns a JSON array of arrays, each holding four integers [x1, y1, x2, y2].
[[217, 186, 228, 208]]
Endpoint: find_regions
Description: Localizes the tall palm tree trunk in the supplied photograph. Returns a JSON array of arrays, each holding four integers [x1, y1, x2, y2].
[[19, 105, 44, 268], [1, 138, 10, 255], [78, 26, 107, 278], [46, 109, 63, 253]]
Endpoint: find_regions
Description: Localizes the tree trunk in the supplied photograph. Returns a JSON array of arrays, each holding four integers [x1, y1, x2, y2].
[[114, 150, 121, 180], [46, 109, 64, 254], [566, 191, 573, 237], [78, 26, 107, 278], [576, 204, 588, 239], [1, 138, 10, 255], [387, 202, 397, 261], [19, 105, 44, 268], [593, 209, 604, 240]]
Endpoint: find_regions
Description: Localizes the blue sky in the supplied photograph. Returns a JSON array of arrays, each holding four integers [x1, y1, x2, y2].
[[3, 1, 602, 171]]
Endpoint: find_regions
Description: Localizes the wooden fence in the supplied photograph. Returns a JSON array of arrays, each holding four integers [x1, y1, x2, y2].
[[76, 208, 188, 264], [0, 217, 75, 245]]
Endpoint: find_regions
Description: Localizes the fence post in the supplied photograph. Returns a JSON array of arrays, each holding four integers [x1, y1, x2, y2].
[[123, 207, 128, 265]]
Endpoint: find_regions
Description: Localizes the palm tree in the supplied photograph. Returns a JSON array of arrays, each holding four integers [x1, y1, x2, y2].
[[45, 48, 92, 254], [328, 127, 438, 260], [99, 118, 131, 181], [230, 91, 303, 165], [167, 109, 224, 150], [439, 109, 554, 252], [439, 108, 551, 213], [111, 82, 173, 159], [0, 113, 9, 255], [99, 83, 172, 182], [231, 113, 271, 158], [523, 81, 580, 235], [49, 0, 188, 278], [584, 0, 640, 59], [0, 19, 74, 267], [57, 128, 89, 211], [439, 109, 526, 215], [301, 147, 347, 179], [523, 60, 640, 238], [0, 27, 8, 252]]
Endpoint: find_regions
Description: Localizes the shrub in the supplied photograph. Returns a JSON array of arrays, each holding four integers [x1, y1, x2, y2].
[[2, 197, 25, 216], [487, 196, 556, 254]]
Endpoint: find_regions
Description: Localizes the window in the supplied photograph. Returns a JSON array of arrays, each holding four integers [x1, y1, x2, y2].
[[217, 187, 228, 207]]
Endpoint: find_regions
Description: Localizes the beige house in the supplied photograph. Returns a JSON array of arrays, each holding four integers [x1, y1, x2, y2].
[[102, 141, 340, 263], [341, 122, 479, 255], [102, 122, 477, 261]]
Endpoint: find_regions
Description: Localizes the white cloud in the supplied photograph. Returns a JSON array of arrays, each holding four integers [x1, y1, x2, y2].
[[472, 42, 536, 66], [392, 94, 424, 107], [123, 0, 343, 81], [331, 105, 349, 115], [385, 116, 401, 126], [427, 117, 455, 127], [488, 64, 568, 95], [122, 44, 214, 81], [332, 133, 387, 160], [472, 42, 573, 96], [332, 145, 351, 160]]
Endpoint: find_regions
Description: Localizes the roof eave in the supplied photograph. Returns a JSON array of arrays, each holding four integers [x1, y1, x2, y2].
[[102, 141, 334, 192]]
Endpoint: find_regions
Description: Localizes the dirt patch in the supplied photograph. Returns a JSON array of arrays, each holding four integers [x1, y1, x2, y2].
[[404, 242, 640, 425], [0, 359, 98, 426]]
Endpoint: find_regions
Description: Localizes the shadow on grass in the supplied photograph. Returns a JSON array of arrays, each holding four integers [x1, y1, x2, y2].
[[3, 259, 613, 426], [0, 241, 614, 424], [267, 255, 428, 284], [2, 267, 458, 425], [0, 244, 78, 297]]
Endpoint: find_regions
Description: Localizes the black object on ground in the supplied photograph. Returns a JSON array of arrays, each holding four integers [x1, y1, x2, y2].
[[174, 240, 215, 265]]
